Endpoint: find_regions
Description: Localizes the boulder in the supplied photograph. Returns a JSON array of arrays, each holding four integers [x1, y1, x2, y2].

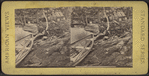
[[23, 24, 38, 35]]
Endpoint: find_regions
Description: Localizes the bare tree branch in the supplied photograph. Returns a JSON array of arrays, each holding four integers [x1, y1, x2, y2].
[[103, 7, 110, 31], [42, 8, 49, 32]]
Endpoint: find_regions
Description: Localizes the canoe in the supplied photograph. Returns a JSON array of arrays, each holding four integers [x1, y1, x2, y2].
[[70, 34, 94, 66], [15, 34, 32, 53], [15, 34, 33, 65], [15, 33, 45, 66], [70, 31, 106, 66]]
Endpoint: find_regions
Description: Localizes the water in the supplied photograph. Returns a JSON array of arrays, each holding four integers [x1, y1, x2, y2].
[[15, 26, 32, 41], [70, 28, 92, 44]]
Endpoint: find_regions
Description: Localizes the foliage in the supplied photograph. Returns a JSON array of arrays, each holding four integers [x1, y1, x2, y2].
[[15, 7, 72, 36]]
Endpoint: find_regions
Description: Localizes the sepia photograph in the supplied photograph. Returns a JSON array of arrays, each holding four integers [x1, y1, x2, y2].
[[15, 7, 71, 67], [15, 7, 132, 67], [70, 7, 132, 67], [2, 1, 148, 75]]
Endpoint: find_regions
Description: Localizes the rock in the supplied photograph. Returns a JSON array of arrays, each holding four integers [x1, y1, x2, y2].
[[127, 38, 132, 45], [60, 46, 68, 55], [28, 63, 41, 66], [84, 24, 99, 34], [116, 41, 124, 47], [103, 36, 109, 40], [30, 55, 41, 64], [126, 56, 132, 59], [45, 52, 49, 54], [23, 24, 38, 35], [105, 52, 108, 54], [42, 36, 48, 40], [120, 51, 125, 54], [125, 62, 132, 66], [115, 26, 121, 30], [120, 46, 128, 55], [119, 18, 122, 21], [124, 17, 127, 21], [100, 52, 120, 66]]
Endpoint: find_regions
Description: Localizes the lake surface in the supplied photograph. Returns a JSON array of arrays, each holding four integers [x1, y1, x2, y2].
[[15, 26, 32, 41], [70, 28, 92, 44]]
